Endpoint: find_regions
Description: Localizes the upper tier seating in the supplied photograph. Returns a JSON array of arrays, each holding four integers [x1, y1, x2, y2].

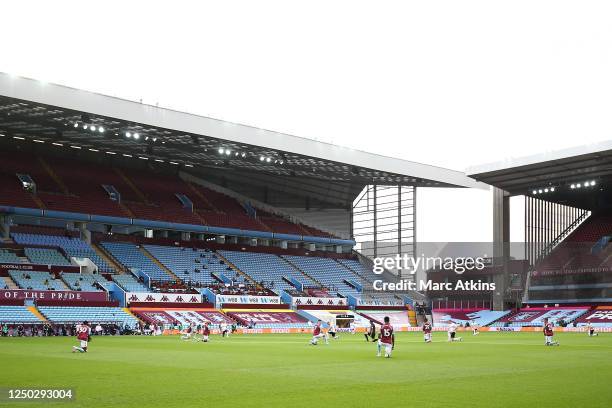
[[37, 306, 139, 326], [0, 150, 336, 239], [0, 249, 23, 264], [337, 259, 378, 282], [11, 233, 113, 273], [9, 270, 68, 291], [282, 255, 362, 297], [144, 244, 233, 286], [112, 274, 150, 292], [61, 273, 106, 292], [101, 242, 173, 282], [0, 306, 40, 323], [25, 247, 71, 266], [218, 250, 317, 291]]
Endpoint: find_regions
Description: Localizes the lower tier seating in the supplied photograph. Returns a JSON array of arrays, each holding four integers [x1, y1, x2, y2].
[[0, 306, 40, 323], [37, 306, 138, 326]]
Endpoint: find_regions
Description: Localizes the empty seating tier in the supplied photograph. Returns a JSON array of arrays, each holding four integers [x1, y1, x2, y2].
[[101, 242, 173, 282], [11, 233, 113, 273], [25, 247, 71, 266], [219, 250, 316, 292], [144, 244, 233, 286], [9, 270, 68, 291], [0, 306, 40, 323], [37, 306, 139, 326]]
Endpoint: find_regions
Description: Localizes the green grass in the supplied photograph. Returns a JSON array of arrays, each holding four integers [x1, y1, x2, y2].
[[1, 332, 611, 408]]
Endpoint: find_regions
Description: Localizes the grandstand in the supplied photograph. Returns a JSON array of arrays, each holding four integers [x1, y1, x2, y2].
[[469, 140, 612, 308]]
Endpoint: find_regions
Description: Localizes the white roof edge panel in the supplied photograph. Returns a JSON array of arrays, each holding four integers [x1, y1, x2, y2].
[[467, 140, 612, 175], [0, 72, 484, 189]]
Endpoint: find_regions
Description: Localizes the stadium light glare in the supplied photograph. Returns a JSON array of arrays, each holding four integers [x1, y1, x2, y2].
[[218, 148, 224, 154], [550, 187, 555, 192], [73, 123, 79, 128], [538, 189, 543, 194], [90, 125, 96, 132], [544, 188, 549, 193], [152, 138, 157, 142], [266, 157, 271, 163], [241, 152, 246, 158], [126, 132, 132, 138], [83, 124, 88, 130], [591, 180, 596, 186], [570, 184, 575, 189], [98, 127, 104, 133], [260, 156, 265, 161], [133, 133, 140, 140], [576, 183, 582, 188], [225, 150, 231, 156]]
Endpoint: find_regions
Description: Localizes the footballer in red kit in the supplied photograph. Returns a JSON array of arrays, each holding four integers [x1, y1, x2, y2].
[[72, 321, 91, 353], [543, 318, 559, 346], [377, 316, 395, 358], [310, 320, 329, 345], [423, 319, 432, 343], [201, 323, 210, 342]]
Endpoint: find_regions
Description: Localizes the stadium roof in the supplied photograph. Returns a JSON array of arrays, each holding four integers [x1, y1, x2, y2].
[[0, 72, 482, 206], [467, 141, 612, 199]]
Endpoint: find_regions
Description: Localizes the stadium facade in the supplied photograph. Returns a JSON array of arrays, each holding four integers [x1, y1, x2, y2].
[[0, 72, 610, 334]]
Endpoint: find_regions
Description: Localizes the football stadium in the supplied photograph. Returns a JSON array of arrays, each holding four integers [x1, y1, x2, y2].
[[1, 73, 612, 408]]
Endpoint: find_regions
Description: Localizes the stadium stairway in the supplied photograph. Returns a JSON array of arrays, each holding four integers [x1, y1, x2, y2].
[[114, 168, 149, 204], [118, 202, 136, 218], [27, 306, 47, 322], [408, 309, 418, 326], [139, 246, 181, 281], [31, 194, 46, 210], [38, 157, 70, 194], [214, 251, 259, 286], [279, 256, 324, 287], [92, 243, 123, 273], [2, 276, 19, 290], [123, 308, 142, 323], [186, 182, 219, 212]]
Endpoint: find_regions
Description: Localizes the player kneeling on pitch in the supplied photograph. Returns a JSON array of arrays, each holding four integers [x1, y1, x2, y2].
[[200, 323, 211, 342], [587, 323, 598, 337], [72, 321, 91, 353], [422, 318, 432, 343], [328, 320, 339, 340], [543, 318, 559, 346], [310, 320, 329, 345], [180, 324, 193, 340], [447, 322, 462, 342], [377, 316, 395, 358]]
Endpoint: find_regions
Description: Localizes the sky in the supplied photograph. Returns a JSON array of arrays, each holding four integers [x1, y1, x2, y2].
[[1, 1, 610, 242]]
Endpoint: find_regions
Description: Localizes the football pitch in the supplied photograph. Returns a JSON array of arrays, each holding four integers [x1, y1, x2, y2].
[[1, 332, 611, 408]]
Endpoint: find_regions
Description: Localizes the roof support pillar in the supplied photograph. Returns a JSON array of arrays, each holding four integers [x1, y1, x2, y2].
[[492, 187, 510, 311]]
